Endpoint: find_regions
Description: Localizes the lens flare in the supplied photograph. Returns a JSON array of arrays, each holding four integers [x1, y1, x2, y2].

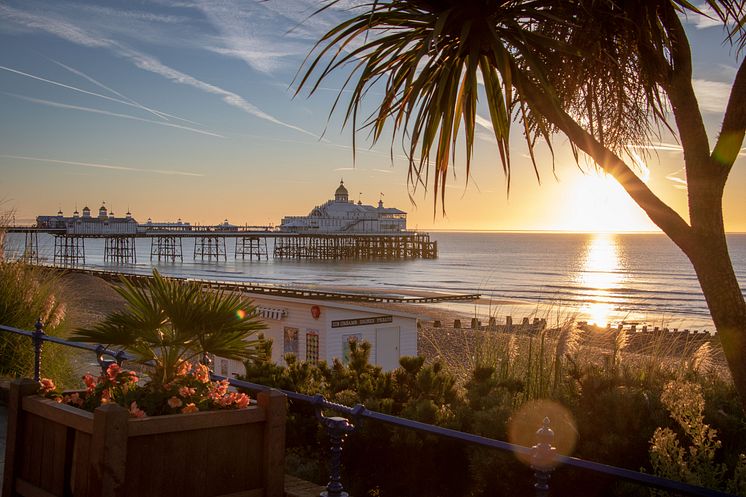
[[507, 400, 577, 468], [236, 309, 246, 320]]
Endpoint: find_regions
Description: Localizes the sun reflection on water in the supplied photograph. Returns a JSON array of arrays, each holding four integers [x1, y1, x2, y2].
[[577, 233, 623, 327]]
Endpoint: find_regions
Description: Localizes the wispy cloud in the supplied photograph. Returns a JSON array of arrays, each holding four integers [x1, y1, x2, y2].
[[195, 0, 303, 74], [4, 92, 224, 138], [665, 168, 688, 190], [115, 46, 318, 137], [0, 155, 204, 177], [69, 3, 191, 25], [628, 142, 684, 152], [1, 4, 319, 137], [475, 114, 493, 131], [680, 3, 724, 29], [0, 4, 110, 48], [692, 79, 731, 113]]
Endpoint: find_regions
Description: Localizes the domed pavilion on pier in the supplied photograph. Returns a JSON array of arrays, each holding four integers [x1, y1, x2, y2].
[[280, 180, 406, 233]]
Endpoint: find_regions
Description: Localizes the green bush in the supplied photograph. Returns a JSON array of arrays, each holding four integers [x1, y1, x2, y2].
[[0, 262, 75, 386], [649, 380, 746, 495], [241, 332, 746, 497]]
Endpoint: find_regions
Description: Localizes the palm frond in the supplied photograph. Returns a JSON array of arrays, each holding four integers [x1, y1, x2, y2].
[[297, 0, 741, 211], [71, 269, 265, 377]]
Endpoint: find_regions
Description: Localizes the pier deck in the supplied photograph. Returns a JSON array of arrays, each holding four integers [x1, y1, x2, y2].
[[4, 228, 438, 262]]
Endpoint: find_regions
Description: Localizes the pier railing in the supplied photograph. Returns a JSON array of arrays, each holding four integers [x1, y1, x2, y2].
[[0, 322, 737, 497]]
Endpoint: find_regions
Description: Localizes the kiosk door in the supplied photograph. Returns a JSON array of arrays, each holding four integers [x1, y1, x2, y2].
[[375, 326, 401, 370]]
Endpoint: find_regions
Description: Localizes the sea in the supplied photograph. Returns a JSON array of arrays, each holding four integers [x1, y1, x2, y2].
[[4, 231, 746, 330]]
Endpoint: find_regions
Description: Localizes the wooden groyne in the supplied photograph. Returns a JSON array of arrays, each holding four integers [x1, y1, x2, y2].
[[425, 315, 718, 360], [54, 266, 478, 304]]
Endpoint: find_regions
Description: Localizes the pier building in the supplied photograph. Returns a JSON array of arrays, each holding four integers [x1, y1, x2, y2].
[[36, 204, 138, 235], [280, 180, 406, 233]]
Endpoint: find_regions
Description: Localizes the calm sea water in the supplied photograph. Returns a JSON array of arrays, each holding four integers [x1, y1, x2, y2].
[[5, 232, 745, 329]]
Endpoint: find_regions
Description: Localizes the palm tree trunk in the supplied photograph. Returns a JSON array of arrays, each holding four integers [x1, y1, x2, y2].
[[686, 232, 746, 402]]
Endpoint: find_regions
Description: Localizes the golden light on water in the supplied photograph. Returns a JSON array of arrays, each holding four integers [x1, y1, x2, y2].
[[577, 233, 623, 327]]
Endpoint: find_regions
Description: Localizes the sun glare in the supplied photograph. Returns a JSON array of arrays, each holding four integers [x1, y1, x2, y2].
[[558, 171, 656, 233], [576, 233, 624, 327]]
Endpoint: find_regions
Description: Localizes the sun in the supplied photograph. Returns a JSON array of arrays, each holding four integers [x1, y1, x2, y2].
[[556, 170, 657, 232]]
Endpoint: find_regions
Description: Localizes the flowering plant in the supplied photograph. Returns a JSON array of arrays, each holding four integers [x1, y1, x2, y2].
[[40, 361, 250, 418], [39, 270, 263, 417], [69, 269, 265, 388]]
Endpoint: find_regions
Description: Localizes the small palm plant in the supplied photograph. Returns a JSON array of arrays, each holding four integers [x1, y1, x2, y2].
[[71, 269, 265, 388]]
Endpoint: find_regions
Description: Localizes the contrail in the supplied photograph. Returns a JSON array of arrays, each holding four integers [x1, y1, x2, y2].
[[47, 57, 200, 125], [2, 4, 323, 138], [0, 155, 204, 177], [0, 64, 201, 127], [4, 92, 224, 138]]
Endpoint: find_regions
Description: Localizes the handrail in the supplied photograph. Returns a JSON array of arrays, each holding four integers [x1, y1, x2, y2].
[[0, 323, 738, 497]]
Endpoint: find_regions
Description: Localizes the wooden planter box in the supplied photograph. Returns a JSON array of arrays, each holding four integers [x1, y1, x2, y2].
[[3, 379, 286, 497]]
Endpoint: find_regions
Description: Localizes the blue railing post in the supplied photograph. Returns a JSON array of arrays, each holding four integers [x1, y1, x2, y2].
[[96, 345, 115, 374], [531, 417, 556, 497], [200, 352, 212, 369], [32, 318, 44, 381], [314, 395, 356, 497]]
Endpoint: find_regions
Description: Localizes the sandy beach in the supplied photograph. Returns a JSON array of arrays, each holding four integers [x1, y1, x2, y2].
[[57, 271, 716, 336]]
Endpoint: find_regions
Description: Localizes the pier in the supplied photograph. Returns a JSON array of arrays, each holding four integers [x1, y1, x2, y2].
[[273, 233, 436, 260], [3, 227, 438, 266]]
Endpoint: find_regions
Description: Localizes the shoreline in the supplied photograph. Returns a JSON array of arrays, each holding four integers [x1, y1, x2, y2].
[[56, 271, 716, 336]]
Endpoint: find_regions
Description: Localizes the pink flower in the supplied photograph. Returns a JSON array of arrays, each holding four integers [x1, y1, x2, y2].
[[39, 378, 56, 394], [193, 363, 210, 383], [234, 393, 250, 409], [181, 403, 199, 414], [106, 363, 121, 381], [176, 361, 192, 377], [209, 379, 229, 399], [216, 393, 233, 407], [167, 396, 183, 409], [83, 374, 97, 392], [179, 386, 196, 398], [127, 371, 139, 384], [129, 401, 146, 418]]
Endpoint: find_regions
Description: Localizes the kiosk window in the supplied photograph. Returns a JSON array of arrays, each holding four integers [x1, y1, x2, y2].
[[284, 327, 299, 355], [306, 331, 319, 364]]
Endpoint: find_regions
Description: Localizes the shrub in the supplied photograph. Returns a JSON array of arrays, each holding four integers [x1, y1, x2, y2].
[[649, 380, 746, 494], [0, 262, 73, 385]]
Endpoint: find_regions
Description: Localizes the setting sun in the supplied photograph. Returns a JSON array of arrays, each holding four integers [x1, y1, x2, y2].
[[554, 171, 658, 233]]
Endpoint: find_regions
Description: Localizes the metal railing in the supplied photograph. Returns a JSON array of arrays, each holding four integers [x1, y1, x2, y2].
[[0, 321, 737, 497]]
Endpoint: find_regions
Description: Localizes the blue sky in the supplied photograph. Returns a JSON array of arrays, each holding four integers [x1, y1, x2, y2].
[[1, 0, 744, 231]]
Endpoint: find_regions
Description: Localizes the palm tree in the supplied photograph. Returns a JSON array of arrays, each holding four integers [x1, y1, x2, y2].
[[297, 0, 746, 407], [72, 270, 265, 386]]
